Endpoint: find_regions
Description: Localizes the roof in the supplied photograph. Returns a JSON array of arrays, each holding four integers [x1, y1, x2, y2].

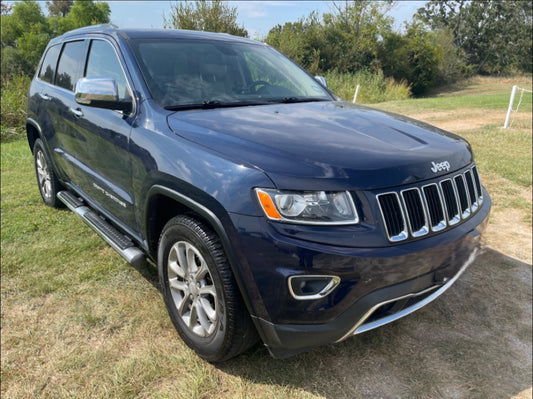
[[54, 24, 259, 45]]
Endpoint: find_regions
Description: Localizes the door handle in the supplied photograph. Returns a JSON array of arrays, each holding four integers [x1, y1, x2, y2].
[[69, 107, 84, 118], [39, 92, 51, 101]]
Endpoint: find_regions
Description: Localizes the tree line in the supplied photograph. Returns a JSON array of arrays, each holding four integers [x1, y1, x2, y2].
[[1, 0, 532, 95], [265, 1, 532, 94], [1, 0, 110, 79]]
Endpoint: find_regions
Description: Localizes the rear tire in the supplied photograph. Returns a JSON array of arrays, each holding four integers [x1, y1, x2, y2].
[[33, 138, 63, 208], [158, 215, 258, 362]]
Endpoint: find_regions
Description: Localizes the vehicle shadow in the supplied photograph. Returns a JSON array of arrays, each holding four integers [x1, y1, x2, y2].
[[217, 248, 532, 398]]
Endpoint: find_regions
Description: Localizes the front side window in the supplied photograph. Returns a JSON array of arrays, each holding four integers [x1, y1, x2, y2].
[[85, 40, 130, 101], [38, 44, 61, 84], [129, 39, 332, 109], [56, 40, 86, 91]]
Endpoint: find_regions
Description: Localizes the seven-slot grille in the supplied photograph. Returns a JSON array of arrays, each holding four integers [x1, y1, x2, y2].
[[377, 166, 484, 242]]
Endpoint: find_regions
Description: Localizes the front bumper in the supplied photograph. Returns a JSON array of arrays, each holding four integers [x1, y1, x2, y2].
[[255, 241, 481, 358], [229, 189, 490, 358]]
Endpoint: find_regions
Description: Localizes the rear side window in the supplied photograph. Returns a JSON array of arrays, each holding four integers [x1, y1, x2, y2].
[[38, 44, 61, 84], [56, 41, 86, 91], [85, 40, 130, 100]]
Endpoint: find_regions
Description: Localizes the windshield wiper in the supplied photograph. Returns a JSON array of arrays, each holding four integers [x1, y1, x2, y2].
[[275, 97, 330, 104], [164, 100, 221, 111], [164, 99, 271, 111]]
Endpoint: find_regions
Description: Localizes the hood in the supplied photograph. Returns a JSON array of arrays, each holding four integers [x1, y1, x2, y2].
[[166, 101, 473, 190]]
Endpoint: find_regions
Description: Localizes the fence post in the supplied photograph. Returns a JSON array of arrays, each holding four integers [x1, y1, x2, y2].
[[504, 85, 518, 128], [352, 85, 360, 104]]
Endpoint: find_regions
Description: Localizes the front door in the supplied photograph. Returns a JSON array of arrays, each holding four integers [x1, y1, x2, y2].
[[51, 37, 138, 231]]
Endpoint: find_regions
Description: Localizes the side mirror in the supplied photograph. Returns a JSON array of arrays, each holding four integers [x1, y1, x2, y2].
[[314, 75, 327, 88], [75, 77, 132, 113]]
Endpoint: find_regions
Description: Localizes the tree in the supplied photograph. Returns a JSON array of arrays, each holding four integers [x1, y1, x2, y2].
[[46, 0, 73, 17], [1, 0, 50, 75], [51, 0, 110, 35], [1, 0, 48, 48], [266, 1, 394, 74], [417, 0, 532, 75], [322, 1, 394, 72], [266, 12, 324, 74], [380, 22, 442, 94], [164, 0, 247, 37], [1, 0, 111, 77]]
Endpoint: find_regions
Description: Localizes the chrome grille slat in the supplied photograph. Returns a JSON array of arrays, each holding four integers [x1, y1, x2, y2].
[[422, 184, 447, 232], [472, 166, 483, 203], [440, 179, 461, 225], [454, 175, 471, 219], [377, 193, 408, 242], [464, 170, 478, 212], [377, 165, 484, 242], [401, 188, 428, 237]]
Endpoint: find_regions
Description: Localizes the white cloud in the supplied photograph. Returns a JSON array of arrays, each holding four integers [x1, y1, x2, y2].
[[234, 2, 267, 19]]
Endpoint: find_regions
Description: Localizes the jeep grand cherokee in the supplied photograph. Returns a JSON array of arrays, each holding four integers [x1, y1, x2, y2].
[[27, 25, 491, 361]]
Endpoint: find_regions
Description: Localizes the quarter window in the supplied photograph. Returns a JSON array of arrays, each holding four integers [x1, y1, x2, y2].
[[56, 41, 86, 91], [85, 40, 130, 101], [38, 44, 61, 84]]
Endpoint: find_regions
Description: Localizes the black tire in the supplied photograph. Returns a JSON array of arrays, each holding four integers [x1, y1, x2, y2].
[[158, 215, 258, 362], [33, 138, 63, 208]]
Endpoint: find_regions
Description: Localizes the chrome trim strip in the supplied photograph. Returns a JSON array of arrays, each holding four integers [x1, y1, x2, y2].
[[288, 275, 341, 300], [336, 249, 478, 342], [377, 192, 408, 242]]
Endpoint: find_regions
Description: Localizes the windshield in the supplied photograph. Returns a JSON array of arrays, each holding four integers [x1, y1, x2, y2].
[[129, 38, 333, 109]]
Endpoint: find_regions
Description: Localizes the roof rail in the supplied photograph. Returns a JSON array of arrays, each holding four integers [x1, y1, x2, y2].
[[63, 23, 119, 35]]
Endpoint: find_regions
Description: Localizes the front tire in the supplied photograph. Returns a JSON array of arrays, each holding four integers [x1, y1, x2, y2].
[[158, 215, 257, 362], [33, 138, 63, 208]]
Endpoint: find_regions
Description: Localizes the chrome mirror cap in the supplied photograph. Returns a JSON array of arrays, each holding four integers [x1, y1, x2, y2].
[[75, 77, 119, 104], [75, 77, 131, 112]]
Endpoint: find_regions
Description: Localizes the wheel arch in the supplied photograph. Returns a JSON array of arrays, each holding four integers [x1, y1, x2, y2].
[[144, 184, 259, 319], [26, 118, 42, 154]]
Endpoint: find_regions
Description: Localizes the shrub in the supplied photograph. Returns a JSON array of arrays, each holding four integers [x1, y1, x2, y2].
[[1, 74, 31, 142], [324, 69, 411, 103]]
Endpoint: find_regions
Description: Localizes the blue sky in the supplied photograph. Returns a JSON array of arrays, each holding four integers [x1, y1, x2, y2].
[[105, 1, 427, 39]]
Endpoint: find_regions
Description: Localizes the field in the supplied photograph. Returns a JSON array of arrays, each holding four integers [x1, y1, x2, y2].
[[1, 76, 532, 398]]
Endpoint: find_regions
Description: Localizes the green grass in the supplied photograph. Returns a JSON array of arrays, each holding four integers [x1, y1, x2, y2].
[[380, 91, 532, 111], [464, 125, 532, 188], [2, 77, 532, 398]]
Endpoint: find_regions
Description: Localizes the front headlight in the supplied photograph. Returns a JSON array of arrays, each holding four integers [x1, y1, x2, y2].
[[255, 188, 359, 225]]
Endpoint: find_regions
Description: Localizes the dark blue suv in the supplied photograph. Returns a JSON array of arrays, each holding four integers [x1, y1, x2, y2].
[[27, 25, 491, 361]]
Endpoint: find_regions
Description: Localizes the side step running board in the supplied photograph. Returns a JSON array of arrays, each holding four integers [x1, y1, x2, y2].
[[57, 191, 145, 267]]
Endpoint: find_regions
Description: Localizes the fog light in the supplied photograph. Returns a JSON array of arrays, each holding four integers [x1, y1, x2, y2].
[[288, 275, 340, 300]]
